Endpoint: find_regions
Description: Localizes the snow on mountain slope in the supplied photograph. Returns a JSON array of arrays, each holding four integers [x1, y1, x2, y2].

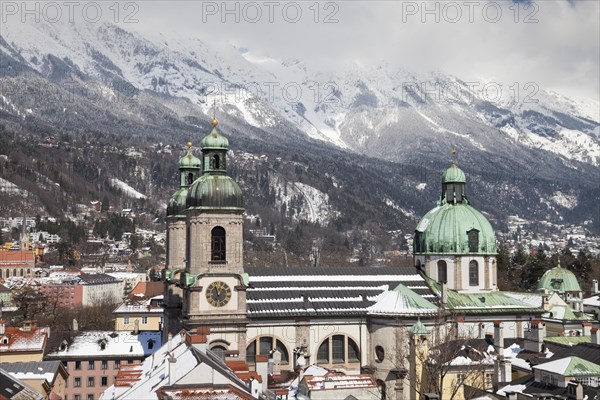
[[1, 19, 598, 167]]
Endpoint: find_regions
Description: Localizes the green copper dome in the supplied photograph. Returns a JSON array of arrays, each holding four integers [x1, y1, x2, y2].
[[186, 175, 243, 210], [167, 188, 188, 216], [179, 143, 201, 169], [200, 126, 229, 150], [414, 203, 496, 254], [538, 262, 581, 293], [442, 163, 466, 183], [415, 161, 496, 255]]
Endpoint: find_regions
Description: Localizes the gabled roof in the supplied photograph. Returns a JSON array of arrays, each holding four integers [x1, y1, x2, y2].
[[533, 356, 600, 376], [0, 368, 43, 400]]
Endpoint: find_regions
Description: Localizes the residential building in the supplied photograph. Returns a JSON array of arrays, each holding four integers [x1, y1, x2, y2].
[[0, 368, 44, 399], [0, 320, 48, 363], [113, 295, 164, 332], [0, 360, 68, 399], [45, 330, 161, 400], [80, 274, 124, 306]]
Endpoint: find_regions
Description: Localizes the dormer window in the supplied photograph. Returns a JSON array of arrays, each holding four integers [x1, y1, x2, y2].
[[60, 340, 68, 351], [99, 339, 107, 351], [1, 336, 8, 345], [467, 229, 479, 252]]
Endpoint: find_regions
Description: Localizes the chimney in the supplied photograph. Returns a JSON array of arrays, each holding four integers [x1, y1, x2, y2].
[[133, 319, 139, 334], [593, 279, 599, 294], [324, 377, 336, 390], [494, 355, 512, 384], [441, 282, 448, 306], [524, 320, 546, 352], [255, 354, 269, 392], [494, 321, 504, 350], [0, 320, 5, 335], [269, 349, 282, 376], [72, 318, 79, 332], [22, 321, 32, 333], [581, 322, 592, 336], [167, 333, 173, 353], [479, 322, 485, 339], [591, 328, 599, 345]]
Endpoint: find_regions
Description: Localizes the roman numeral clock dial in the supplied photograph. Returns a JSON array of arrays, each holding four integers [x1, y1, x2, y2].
[[206, 281, 232, 307]]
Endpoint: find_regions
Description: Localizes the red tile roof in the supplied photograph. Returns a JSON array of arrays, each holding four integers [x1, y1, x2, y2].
[[0, 250, 35, 267], [0, 326, 48, 353]]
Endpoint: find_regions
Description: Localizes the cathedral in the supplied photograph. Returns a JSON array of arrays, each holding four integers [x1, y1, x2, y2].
[[162, 120, 545, 399]]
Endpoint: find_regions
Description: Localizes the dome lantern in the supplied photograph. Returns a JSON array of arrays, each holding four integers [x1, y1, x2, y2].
[[186, 120, 243, 211]]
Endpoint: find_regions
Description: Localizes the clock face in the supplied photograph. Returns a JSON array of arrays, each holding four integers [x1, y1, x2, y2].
[[206, 281, 232, 307]]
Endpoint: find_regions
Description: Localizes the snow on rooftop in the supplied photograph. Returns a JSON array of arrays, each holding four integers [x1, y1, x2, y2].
[[250, 274, 424, 282], [47, 331, 161, 358]]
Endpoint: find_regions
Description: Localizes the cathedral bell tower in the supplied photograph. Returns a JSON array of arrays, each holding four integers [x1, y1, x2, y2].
[[180, 119, 248, 358], [163, 142, 201, 338]]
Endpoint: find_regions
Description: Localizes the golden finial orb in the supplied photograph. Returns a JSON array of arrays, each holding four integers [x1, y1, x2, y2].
[[211, 118, 218, 127], [186, 141, 193, 149]]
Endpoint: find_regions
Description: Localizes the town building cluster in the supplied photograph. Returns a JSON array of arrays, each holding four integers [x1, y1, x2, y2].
[[0, 119, 599, 399]]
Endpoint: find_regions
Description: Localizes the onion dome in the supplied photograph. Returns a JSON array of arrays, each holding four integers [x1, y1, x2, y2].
[[167, 188, 188, 217], [414, 162, 496, 255], [179, 142, 201, 169], [186, 119, 244, 211], [537, 260, 581, 293], [167, 142, 201, 217], [442, 162, 466, 184], [200, 119, 229, 150]]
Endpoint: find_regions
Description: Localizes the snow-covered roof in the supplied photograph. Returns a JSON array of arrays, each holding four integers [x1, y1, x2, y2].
[[303, 374, 377, 391], [102, 332, 255, 400], [534, 356, 600, 376], [46, 331, 161, 358], [113, 297, 163, 314], [583, 294, 600, 307], [0, 326, 48, 353], [368, 283, 438, 316]]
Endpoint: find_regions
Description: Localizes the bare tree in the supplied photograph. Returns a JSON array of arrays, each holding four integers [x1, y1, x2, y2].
[[401, 312, 493, 400]]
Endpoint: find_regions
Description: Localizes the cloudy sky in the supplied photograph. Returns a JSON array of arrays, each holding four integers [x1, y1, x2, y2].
[[132, 1, 597, 101]]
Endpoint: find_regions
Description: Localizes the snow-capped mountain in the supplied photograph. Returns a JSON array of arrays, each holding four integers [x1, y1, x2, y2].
[[1, 19, 598, 167], [0, 19, 598, 233]]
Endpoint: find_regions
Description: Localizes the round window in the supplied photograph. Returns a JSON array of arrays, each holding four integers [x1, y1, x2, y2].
[[375, 345, 385, 362]]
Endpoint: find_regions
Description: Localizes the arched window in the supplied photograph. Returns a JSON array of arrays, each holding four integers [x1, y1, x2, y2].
[[13, 269, 17, 277], [211, 345, 227, 359], [211, 226, 226, 261], [246, 337, 289, 365], [19, 269, 24, 277], [437, 260, 447, 283], [469, 260, 479, 286], [316, 335, 360, 365], [212, 154, 220, 169], [187, 173, 194, 185]]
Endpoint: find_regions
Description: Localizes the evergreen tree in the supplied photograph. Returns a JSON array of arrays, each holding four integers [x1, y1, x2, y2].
[[521, 248, 548, 290]]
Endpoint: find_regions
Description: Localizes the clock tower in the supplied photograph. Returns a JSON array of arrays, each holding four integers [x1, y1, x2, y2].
[[179, 119, 248, 359]]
